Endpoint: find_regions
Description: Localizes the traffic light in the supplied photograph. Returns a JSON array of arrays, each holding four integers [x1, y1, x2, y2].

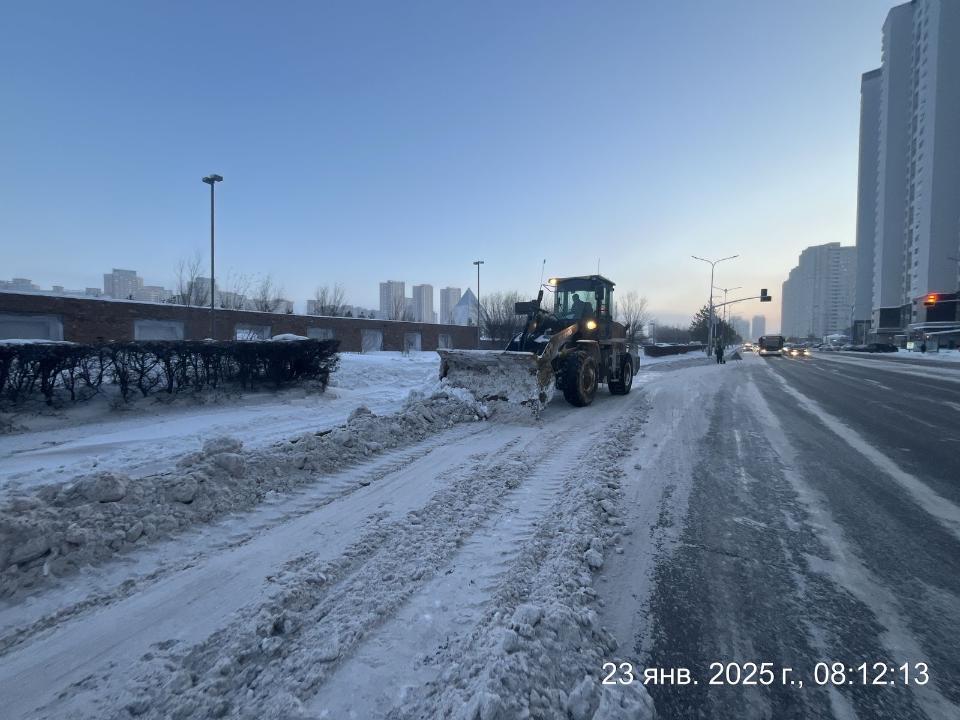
[[924, 293, 938, 307], [760, 288, 772, 303]]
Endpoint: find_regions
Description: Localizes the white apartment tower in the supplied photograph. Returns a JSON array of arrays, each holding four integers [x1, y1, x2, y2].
[[439, 287, 461, 325], [781, 243, 857, 340], [379, 281, 405, 320], [103, 269, 143, 300], [412, 284, 434, 323], [853, 68, 882, 340], [858, 0, 960, 338]]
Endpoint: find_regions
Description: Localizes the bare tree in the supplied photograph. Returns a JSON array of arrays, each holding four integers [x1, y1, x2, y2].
[[387, 294, 414, 321], [310, 284, 347, 316], [616, 291, 650, 345], [219, 270, 252, 310], [174, 252, 209, 307], [482, 291, 526, 345], [251, 274, 286, 313]]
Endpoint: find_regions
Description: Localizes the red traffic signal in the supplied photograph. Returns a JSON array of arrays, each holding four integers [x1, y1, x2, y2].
[[923, 293, 938, 307]]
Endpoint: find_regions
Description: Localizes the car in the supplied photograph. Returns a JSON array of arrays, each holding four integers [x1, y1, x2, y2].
[[785, 345, 812, 358], [866, 342, 899, 353]]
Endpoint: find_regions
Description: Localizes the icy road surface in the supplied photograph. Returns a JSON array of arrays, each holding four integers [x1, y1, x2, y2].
[[1, 352, 959, 719]]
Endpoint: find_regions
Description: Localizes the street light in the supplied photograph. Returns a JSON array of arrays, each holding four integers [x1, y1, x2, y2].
[[692, 254, 738, 352], [473, 260, 484, 348], [714, 285, 742, 327], [202, 174, 223, 338]]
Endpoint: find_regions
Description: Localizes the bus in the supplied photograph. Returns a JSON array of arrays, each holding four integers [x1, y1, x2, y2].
[[758, 335, 785, 357]]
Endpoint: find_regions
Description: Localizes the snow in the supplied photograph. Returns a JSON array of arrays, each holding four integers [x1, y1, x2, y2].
[[0, 347, 657, 720], [637, 349, 706, 367], [0, 352, 438, 494], [269, 333, 309, 341], [0, 339, 75, 345]]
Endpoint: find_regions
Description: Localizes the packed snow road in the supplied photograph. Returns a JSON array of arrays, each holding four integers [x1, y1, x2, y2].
[[2, 350, 958, 719], [602, 352, 960, 720]]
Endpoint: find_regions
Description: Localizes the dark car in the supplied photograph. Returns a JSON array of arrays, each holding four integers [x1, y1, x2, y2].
[[865, 342, 899, 353]]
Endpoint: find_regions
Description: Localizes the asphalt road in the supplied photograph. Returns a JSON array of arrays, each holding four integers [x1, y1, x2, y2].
[[602, 354, 960, 720]]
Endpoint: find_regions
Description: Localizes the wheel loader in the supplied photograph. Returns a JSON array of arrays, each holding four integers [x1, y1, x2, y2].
[[437, 275, 638, 411]]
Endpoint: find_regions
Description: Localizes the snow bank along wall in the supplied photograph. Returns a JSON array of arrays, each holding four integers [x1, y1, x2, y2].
[[0, 293, 480, 351]]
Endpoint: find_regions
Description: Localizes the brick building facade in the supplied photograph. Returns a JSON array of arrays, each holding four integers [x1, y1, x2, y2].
[[0, 293, 479, 352]]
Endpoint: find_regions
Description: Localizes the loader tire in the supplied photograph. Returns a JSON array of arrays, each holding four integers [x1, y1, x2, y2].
[[562, 351, 597, 407], [609, 356, 633, 395]]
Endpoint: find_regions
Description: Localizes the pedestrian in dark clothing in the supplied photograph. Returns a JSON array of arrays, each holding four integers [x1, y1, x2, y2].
[[921, 340, 927, 353], [715, 339, 724, 365]]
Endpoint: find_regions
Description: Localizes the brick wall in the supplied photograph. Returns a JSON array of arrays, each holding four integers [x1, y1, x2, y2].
[[0, 293, 480, 352]]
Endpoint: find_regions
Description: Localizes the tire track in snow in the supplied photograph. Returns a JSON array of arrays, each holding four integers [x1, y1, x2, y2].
[[305, 432, 577, 718], [0, 425, 486, 655], [0, 420, 511, 720]]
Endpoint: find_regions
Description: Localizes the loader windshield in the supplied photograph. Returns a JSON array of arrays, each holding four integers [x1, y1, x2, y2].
[[556, 289, 596, 319]]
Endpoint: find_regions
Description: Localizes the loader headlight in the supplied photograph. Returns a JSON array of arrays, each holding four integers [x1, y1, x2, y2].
[[585, 319, 597, 330]]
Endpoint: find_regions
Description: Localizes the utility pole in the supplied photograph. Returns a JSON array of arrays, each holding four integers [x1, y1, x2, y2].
[[692, 254, 738, 352], [202, 174, 223, 338], [473, 260, 484, 348]]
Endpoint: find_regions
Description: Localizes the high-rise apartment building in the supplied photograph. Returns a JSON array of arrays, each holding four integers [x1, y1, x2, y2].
[[134, 285, 171, 304], [729, 315, 750, 342], [751, 315, 766, 339], [856, 0, 960, 340], [781, 243, 857, 340], [853, 68, 882, 342], [379, 281, 405, 320], [412, 284, 434, 323], [103, 269, 143, 300], [439, 287, 461, 325]]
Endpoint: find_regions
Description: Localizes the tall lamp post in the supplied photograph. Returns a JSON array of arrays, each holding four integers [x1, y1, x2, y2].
[[713, 285, 742, 337], [202, 174, 223, 338], [473, 260, 484, 348], [692, 254, 738, 353]]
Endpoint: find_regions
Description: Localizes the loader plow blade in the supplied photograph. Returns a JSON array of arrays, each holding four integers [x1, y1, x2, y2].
[[437, 349, 552, 412]]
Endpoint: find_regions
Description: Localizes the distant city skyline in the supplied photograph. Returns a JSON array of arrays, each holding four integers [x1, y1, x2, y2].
[[2, 2, 901, 330]]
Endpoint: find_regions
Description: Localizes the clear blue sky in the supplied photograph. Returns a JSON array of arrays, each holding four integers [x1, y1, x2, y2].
[[1, 0, 895, 329]]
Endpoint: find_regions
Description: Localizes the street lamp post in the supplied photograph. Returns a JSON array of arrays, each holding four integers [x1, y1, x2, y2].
[[714, 285, 742, 337], [473, 260, 484, 348], [692, 254, 738, 353], [202, 174, 223, 339]]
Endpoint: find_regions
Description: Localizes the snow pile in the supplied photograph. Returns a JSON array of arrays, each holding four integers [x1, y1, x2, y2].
[[0, 338, 75, 345], [0, 389, 488, 598], [269, 334, 309, 342], [436, 351, 554, 418]]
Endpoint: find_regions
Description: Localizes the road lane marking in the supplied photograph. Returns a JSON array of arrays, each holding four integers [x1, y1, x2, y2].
[[766, 369, 960, 543], [745, 379, 958, 720], [817, 354, 960, 384]]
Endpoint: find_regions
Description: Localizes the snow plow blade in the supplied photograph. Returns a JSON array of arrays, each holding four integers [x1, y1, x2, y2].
[[437, 349, 552, 411]]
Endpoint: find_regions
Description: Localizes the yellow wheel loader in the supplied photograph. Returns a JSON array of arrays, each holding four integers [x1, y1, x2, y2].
[[437, 275, 638, 412]]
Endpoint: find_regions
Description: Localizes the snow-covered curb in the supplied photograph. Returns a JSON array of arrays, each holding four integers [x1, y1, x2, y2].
[[0, 390, 487, 599]]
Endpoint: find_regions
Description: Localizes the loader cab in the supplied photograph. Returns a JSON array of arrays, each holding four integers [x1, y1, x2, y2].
[[551, 275, 615, 322]]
